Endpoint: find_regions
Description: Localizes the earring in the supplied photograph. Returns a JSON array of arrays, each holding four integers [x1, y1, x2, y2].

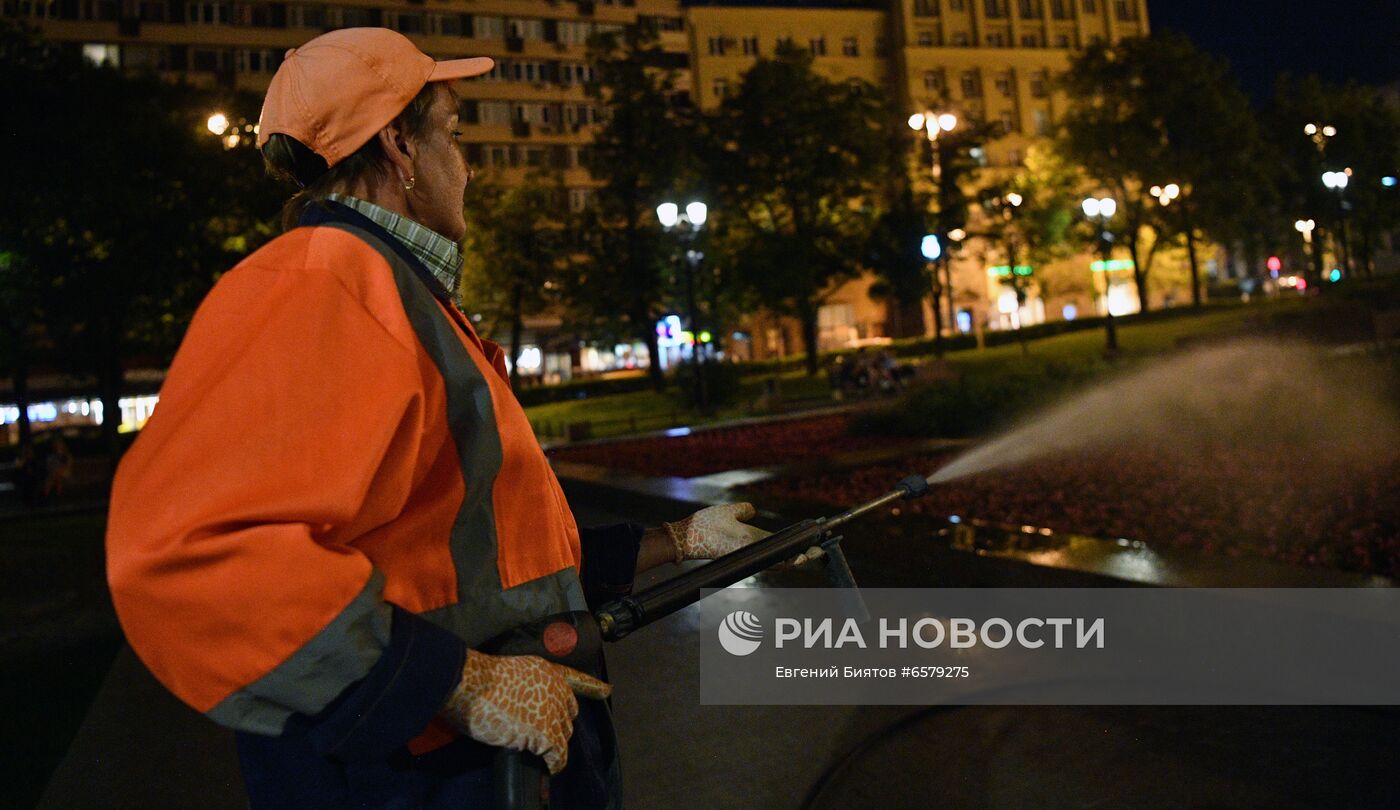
[[403, 176, 416, 191]]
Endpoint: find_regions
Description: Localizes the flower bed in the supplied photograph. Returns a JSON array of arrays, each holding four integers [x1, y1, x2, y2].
[[750, 446, 1400, 580], [547, 415, 909, 479]]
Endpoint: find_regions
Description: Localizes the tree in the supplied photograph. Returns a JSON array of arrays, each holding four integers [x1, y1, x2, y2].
[[706, 44, 893, 375], [461, 172, 568, 389], [977, 144, 1085, 353], [569, 26, 693, 391], [0, 23, 280, 461], [1265, 75, 1400, 281], [1059, 33, 1261, 310]]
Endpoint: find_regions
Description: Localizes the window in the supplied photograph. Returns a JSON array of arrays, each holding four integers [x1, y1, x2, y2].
[[426, 14, 457, 36], [950, 0, 965, 9], [191, 47, 231, 71], [560, 63, 594, 85], [809, 37, 826, 56], [969, 146, 988, 166], [1055, 33, 1071, 47], [916, 30, 935, 47], [1017, 0, 1042, 17], [913, 0, 940, 16], [390, 12, 424, 35], [986, 32, 1006, 47], [775, 36, 793, 52], [186, 2, 228, 24], [707, 36, 726, 56], [123, 44, 169, 70], [479, 101, 512, 125], [82, 42, 119, 67], [522, 147, 548, 168], [922, 69, 944, 92], [1032, 108, 1051, 135], [557, 20, 592, 44], [1020, 33, 1041, 47], [742, 36, 759, 56], [483, 145, 510, 168], [237, 48, 281, 73], [1030, 69, 1049, 97], [473, 16, 505, 39], [952, 31, 970, 46], [1051, 0, 1072, 18], [10, 0, 59, 18], [1006, 148, 1023, 165], [339, 6, 371, 27], [994, 71, 1012, 97], [137, 0, 166, 20], [508, 18, 544, 40], [984, 0, 1008, 18], [712, 78, 729, 99], [999, 110, 1016, 133], [841, 36, 858, 56], [1113, 0, 1138, 20], [960, 70, 981, 98], [1083, 0, 1097, 12], [289, 4, 324, 27], [568, 188, 594, 213]]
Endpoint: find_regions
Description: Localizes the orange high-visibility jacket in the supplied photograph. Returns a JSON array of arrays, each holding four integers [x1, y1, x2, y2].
[[106, 213, 589, 742]]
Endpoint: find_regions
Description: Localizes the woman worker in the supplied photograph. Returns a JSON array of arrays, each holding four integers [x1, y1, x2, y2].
[[106, 28, 777, 809]]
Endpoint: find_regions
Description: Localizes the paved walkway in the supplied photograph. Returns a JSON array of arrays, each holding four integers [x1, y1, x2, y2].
[[37, 477, 1400, 808]]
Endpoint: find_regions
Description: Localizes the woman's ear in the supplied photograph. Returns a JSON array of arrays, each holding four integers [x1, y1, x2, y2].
[[376, 122, 415, 186]]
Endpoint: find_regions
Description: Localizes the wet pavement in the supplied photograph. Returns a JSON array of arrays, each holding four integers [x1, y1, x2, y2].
[[37, 480, 1400, 808]]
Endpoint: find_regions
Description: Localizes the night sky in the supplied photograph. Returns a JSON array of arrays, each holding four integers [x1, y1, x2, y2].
[[1148, 0, 1400, 101]]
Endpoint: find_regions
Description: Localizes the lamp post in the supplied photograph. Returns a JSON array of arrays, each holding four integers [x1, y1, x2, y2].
[[909, 110, 958, 342], [1321, 169, 1352, 278], [1082, 196, 1119, 353], [1293, 218, 1320, 286], [656, 200, 710, 411]]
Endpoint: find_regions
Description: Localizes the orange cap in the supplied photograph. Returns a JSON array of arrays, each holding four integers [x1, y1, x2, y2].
[[257, 28, 493, 167]]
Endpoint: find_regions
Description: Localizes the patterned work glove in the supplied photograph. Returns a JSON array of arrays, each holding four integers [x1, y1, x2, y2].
[[661, 502, 825, 566], [441, 650, 612, 774]]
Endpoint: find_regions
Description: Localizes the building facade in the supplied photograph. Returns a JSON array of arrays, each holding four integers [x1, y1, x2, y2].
[[6, 0, 1156, 377]]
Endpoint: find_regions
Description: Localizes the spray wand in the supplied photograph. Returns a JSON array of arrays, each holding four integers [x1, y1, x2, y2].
[[487, 473, 934, 809]]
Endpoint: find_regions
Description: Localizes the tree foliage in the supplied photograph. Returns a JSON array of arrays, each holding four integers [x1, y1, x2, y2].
[[0, 21, 280, 457], [1058, 33, 1263, 309], [461, 171, 569, 388], [569, 26, 694, 390], [705, 43, 893, 374]]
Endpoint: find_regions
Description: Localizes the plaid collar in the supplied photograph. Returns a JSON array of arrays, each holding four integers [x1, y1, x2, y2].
[[325, 194, 463, 296]]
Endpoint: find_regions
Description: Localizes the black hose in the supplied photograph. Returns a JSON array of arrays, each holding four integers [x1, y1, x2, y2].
[[798, 706, 959, 810]]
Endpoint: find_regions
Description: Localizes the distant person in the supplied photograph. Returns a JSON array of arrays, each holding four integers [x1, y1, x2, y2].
[[43, 437, 73, 499], [15, 441, 40, 508]]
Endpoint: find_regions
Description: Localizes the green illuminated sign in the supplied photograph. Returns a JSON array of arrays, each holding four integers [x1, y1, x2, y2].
[[989, 265, 1034, 277], [1091, 259, 1136, 272]]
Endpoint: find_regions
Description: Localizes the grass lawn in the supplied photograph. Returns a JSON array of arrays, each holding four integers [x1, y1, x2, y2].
[[526, 299, 1306, 441], [524, 369, 832, 440], [0, 511, 120, 809]]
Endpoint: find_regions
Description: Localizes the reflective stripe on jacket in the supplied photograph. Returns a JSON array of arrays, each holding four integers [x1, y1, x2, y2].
[[106, 202, 587, 740]]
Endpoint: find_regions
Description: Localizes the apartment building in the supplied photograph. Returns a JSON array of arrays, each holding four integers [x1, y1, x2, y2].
[[5, 0, 1153, 372]]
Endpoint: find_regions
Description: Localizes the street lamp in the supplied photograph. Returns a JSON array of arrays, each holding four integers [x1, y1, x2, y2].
[[1082, 195, 1119, 352], [1149, 183, 1180, 206], [1321, 170, 1353, 276], [656, 199, 710, 411], [909, 108, 959, 347], [207, 113, 230, 136]]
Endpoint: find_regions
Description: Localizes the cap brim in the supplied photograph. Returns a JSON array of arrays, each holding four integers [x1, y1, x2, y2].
[[428, 57, 495, 82]]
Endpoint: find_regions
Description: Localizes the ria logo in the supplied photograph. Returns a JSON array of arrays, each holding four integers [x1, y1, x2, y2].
[[718, 611, 764, 656]]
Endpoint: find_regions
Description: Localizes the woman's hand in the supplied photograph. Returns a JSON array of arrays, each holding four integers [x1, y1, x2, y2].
[[440, 650, 612, 774], [660, 502, 825, 567]]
